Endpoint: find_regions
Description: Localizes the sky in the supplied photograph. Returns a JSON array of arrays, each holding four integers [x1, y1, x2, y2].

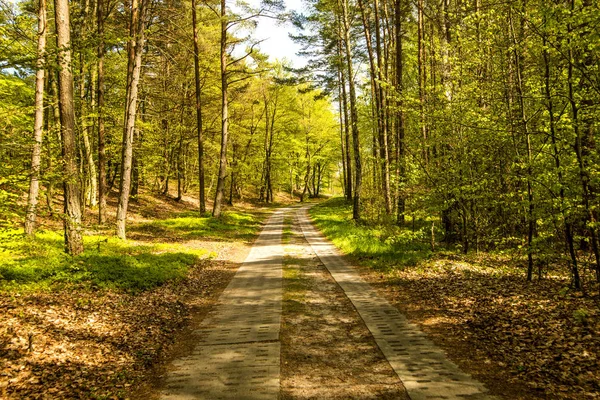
[[244, 0, 307, 68]]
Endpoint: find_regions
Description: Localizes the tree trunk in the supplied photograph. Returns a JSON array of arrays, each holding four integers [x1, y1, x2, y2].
[[97, 0, 108, 223], [373, 0, 392, 215], [116, 0, 146, 239], [192, 0, 206, 213], [45, 77, 57, 216], [78, 0, 97, 209], [417, 0, 428, 167], [337, 34, 352, 202], [337, 71, 347, 197], [394, 0, 406, 225], [573, 0, 600, 285], [340, 0, 361, 220], [542, 22, 579, 289], [509, 3, 535, 281], [80, 90, 97, 208], [54, 0, 84, 255], [24, 0, 48, 236], [213, 0, 228, 218]]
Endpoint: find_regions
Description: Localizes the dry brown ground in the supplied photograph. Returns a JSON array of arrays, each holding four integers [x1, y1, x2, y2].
[[280, 213, 408, 400], [0, 192, 257, 399], [356, 257, 600, 400]]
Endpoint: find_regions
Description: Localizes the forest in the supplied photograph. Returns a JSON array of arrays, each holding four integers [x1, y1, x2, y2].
[[3, 0, 599, 289], [1, 0, 338, 244], [291, 0, 600, 291], [1, 0, 600, 397]]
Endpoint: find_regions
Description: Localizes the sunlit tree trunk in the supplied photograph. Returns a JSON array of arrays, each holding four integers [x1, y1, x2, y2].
[[213, 0, 228, 218], [116, 0, 146, 239], [78, 0, 97, 209], [192, 0, 206, 213], [339, 0, 361, 220], [373, 0, 391, 215], [337, 70, 347, 198], [394, 0, 406, 225], [337, 34, 352, 201], [25, 0, 48, 236], [97, 0, 108, 223], [417, 0, 427, 167], [54, 0, 84, 255]]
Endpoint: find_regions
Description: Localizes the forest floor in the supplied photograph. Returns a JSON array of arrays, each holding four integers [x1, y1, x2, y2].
[[1, 194, 599, 399], [0, 191, 275, 399]]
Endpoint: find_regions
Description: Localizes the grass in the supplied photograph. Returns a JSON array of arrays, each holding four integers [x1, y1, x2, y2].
[[0, 230, 211, 292], [0, 209, 264, 292], [282, 216, 294, 245], [283, 257, 307, 312], [132, 210, 262, 242], [309, 198, 433, 272]]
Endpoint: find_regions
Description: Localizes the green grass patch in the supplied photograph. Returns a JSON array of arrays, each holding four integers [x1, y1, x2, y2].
[[0, 230, 211, 292], [0, 208, 265, 292], [309, 198, 432, 272], [132, 210, 262, 242], [282, 216, 294, 244], [282, 256, 306, 310]]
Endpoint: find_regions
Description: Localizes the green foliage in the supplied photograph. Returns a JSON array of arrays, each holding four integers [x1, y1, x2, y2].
[[0, 230, 210, 292], [0, 73, 34, 226], [309, 198, 432, 271], [133, 210, 262, 242]]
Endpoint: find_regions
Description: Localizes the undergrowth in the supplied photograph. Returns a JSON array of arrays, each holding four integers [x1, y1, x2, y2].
[[0, 210, 262, 292], [309, 198, 433, 271], [0, 231, 211, 292], [132, 210, 262, 242]]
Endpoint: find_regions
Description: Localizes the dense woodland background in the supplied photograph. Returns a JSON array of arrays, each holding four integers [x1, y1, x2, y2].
[[292, 0, 600, 292], [3, 0, 600, 291], [1, 0, 338, 243]]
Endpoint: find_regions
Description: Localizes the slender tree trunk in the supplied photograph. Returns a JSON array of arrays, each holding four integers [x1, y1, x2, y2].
[[357, 0, 388, 212], [417, 0, 427, 167], [337, 34, 352, 201], [176, 89, 185, 202], [81, 92, 97, 208], [259, 95, 269, 202], [213, 0, 228, 218], [509, 3, 535, 281], [54, 0, 84, 255], [571, 0, 600, 284], [394, 0, 406, 225], [340, 0, 361, 220], [116, 0, 146, 239], [45, 77, 57, 216], [300, 134, 310, 202], [191, 0, 206, 213], [373, 0, 391, 214], [542, 25, 579, 288], [97, 0, 107, 223], [176, 135, 183, 201], [25, 0, 48, 236], [337, 72, 347, 197], [78, 0, 97, 209], [568, 61, 584, 290]]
